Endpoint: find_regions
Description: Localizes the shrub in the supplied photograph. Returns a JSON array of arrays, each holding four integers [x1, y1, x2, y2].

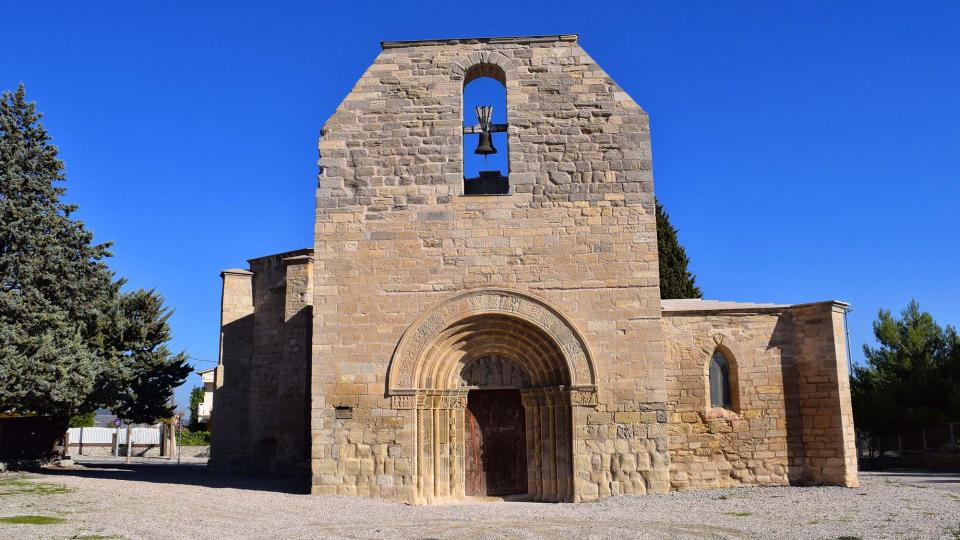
[[178, 430, 210, 446]]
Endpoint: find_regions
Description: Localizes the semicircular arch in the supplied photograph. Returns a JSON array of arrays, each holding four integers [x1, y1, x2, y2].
[[386, 288, 597, 397]]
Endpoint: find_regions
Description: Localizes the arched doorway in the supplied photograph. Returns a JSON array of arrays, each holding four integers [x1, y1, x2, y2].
[[387, 289, 598, 504]]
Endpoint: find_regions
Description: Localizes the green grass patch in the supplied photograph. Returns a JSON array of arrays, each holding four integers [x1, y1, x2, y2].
[[0, 515, 66, 525], [728, 511, 752, 517], [0, 475, 73, 496], [837, 536, 864, 540], [71, 535, 120, 540]]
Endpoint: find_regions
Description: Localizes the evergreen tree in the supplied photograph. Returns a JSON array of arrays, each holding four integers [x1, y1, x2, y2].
[[656, 199, 702, 299], [0, 84, 115, 420], [188, 386, 204, 430], [851, 300, 960, 436], [0, 85, 190, 453], [95, 289, 191, 425]]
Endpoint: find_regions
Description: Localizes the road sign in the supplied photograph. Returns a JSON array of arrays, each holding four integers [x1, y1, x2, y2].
[[113, 418, 121, 427]]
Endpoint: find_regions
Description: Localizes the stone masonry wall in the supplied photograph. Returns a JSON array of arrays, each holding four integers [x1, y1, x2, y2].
[[209, 269, 254, 470], [662, 303, 858, 490], [311, 35, 668, 502], [792, 303, 859, 487], [211, 251, 313, 476], [662, 309, 794, 490]]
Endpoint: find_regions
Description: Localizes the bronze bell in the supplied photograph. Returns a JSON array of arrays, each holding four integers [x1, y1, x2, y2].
[[474, 131, 496, 155]]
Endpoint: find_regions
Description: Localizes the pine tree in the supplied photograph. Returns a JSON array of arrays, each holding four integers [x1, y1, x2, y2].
[[852, 301, 960, 436], [0, 85, 115, 420], [656, 199, 702, 299]]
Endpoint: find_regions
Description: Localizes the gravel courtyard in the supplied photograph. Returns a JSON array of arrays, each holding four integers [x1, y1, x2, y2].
[[1, 461, 958, 539]]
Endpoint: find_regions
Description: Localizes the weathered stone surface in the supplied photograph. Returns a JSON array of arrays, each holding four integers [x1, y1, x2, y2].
[[209, 251, 313, 477], [310, 34, 664, 504], [210, 34, 857, 504], [662, 302, 858, 491]]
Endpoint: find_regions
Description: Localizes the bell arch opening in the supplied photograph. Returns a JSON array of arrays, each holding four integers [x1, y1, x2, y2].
[[386, 289, 597, 504], [462, 62, 509, 195]]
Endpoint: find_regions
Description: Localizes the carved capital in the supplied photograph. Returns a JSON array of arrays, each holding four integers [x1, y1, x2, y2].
[[570, 388, 598, 407]]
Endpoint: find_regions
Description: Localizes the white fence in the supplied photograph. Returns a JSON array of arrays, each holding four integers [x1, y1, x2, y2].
[[67, 426, 161, 445]]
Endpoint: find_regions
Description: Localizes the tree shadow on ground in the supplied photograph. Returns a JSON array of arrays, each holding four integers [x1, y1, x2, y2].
[[36, 462, 310, 494]]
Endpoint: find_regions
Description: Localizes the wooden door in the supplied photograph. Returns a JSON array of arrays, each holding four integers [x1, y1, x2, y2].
[[464, 389, 527, 496]]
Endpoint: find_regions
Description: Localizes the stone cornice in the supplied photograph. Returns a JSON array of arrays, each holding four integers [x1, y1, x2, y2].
[[381, 34, 578, 49]]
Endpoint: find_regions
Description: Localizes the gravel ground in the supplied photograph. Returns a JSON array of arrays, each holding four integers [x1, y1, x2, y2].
[[1, 462, 958, 539]]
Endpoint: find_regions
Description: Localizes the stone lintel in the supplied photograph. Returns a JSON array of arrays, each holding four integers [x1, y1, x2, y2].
[[661, 299, 851, 316], [220, 268, 253, 278], [282, 254, 314, 265], [788, 299, 852, 313], [245, 247, 313, 266]]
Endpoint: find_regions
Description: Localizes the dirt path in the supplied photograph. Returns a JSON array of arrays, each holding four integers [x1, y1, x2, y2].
[[1, 463, 957, 539]]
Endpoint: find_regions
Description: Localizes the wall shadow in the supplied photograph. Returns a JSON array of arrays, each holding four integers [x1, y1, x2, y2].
[[37, 462, 310, 494], [770, 314, 806, 484]]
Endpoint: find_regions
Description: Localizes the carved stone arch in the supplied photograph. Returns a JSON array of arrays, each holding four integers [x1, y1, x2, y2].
[[703, 333, 743, 413], [450, 51, 519, 85], [387, 288, 596, 397], [387, 288, 596, 504]]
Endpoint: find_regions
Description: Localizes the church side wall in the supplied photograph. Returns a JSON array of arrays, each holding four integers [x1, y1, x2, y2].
[[662, 311, 795, 490], [791, 303, 859, 487], [211, 254, 313, 477], [246, 255, 287, 471], [662, 303, 859, 491], [278, 257, 313, 477], [210, 270, 254, 470], [311, 37, 668, 502]]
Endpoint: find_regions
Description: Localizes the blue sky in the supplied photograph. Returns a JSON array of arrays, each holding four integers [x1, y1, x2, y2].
[[2, 1, 958, 412]]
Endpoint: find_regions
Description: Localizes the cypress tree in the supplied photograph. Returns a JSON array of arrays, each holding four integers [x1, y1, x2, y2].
[[656, 198, 702, 299], [0, 85, 190, 452], [188, 386, 205, 430], [96, 288, 191, 425], [0, 85, 115, 420]]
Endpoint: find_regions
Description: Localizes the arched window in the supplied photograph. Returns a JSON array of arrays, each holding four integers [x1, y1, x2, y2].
[[709, 350, 732, 409], [462, 64, 508, 195]]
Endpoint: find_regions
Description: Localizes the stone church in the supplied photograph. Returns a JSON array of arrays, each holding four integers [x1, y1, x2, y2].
[[209, 34, 858, 504]]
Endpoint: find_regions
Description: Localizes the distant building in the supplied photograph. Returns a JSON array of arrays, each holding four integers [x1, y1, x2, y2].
[[196, 368, 216, 426], [92, 408, 118, 428]]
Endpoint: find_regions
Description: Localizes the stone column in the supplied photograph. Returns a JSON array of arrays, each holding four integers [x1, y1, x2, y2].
[[414, 390, 467, 504], [520, 387, 574, 503], [521, 390, 543, 500]]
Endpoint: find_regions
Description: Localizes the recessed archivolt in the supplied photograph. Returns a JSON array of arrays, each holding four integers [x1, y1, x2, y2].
[[417, 315, 570, 389], [387, 289, 596, 396]]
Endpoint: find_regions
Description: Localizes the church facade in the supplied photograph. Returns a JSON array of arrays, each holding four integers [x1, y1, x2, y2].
[[209, 35, 858, 504]]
